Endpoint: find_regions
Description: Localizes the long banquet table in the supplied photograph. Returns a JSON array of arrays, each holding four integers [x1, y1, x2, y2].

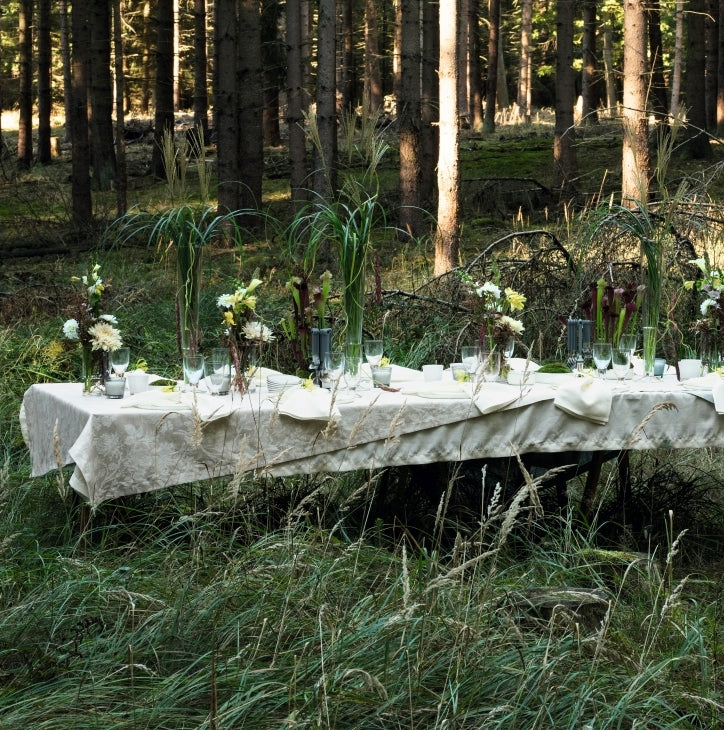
[[19, 370, 724, 508]]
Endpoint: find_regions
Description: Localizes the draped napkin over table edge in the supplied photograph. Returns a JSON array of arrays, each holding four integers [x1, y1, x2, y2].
[[121, 389, 235, 421], [275, 386, 342, 423], [553, 376, 613, 425]]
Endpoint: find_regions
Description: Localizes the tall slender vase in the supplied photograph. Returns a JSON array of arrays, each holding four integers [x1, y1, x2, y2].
[[343, 271, 365, 363], [642, 326, 657, 377], [81, 344, 95, 394], [176, 239, 203, 356]]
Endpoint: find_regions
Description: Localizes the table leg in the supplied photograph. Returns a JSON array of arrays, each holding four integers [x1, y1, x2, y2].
[[580, 451, 606, 522]]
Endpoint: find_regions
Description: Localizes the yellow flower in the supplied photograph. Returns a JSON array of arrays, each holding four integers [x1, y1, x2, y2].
[[302, 375, 315, 391], [505, 288, 526, 311], [223, 311, 235, 326], [683, 280, 695, 290]]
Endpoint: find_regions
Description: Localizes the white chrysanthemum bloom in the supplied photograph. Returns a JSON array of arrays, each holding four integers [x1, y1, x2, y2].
[[243, 321, 275, 342], [499, 315, 524, 334], [88, 321, 123, 351], [217, 293, 235, 309], [477, 281, 501, 299], [701, 298, 718, 316], [63, 318, 80, 339], [98, 313, 118, 324]]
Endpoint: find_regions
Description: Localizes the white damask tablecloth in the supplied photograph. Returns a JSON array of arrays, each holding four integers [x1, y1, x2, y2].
[[19, 373, 724, 507]]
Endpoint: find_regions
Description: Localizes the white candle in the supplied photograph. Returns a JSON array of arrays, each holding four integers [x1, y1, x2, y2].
[[105, 377, 126, 398]]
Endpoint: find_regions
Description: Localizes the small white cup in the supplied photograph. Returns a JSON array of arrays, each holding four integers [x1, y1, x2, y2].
[[422, 364, 443, 382], [677, 359, 702, 380], [126, 371, 150, 394]]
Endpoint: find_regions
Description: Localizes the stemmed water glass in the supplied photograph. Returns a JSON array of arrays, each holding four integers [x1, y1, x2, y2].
[[344, 354, 363, 397], [619, 333, 637, 361], [110, 346, 130, 377], [364, 339, 384, 369], [183, 353, 205, 394], [326, 350, 346, 392], [611, 346, 631, 381], [592, 341, 612, 380]]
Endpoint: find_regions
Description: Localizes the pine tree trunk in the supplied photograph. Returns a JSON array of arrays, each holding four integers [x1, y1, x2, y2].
[[647, 0, 670, 122], [718, 0, 724, 136], [313, 0, 337, 198], [59, 0, 73, 142], [152, 0, 175, 180], [262, 0, 282, 147], [683, 0, 713, 158], [469, 0, 483, 131], [113, 0, 128, 216], [434, 0, 460, 276], [581, 0, 599, 125], [215, 0, 239, 214], [670, 0, 684, 117], [483, 0, 500, 133], [90, 0, 117, 191], [364, 0, 383, 112], [238, 0, 264, 209], [285, 0, 308, 212], [193, 0, 209, 138], [517, 0, 532, 123], [553, 0, 578, 195], [37, 0, 52, 164], [420, 0, 439, 208], [71, 0, 93, 227], [621, 0, 650, 204], [398, 0, 423, 238], [18, 0, 33, 170]]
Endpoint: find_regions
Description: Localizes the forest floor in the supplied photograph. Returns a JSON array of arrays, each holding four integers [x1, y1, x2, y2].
[[1, 107, 724, 259]]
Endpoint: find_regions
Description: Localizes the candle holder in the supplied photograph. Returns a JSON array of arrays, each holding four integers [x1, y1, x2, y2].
[[310, 325, 332, 387], [104, 376, 126, 399], [566, 318, 592, 371]]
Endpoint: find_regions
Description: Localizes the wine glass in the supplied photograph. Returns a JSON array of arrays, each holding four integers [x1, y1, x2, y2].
[[611, 346, 631, 381], [592, 341, 612, 379], [481, 350, 502, 382], [619, 333, 637, 360], [110, 346, 130, 377], [326, 350, 345, 391], [183, 353, 205, 393], [364, 339, 384, 369]]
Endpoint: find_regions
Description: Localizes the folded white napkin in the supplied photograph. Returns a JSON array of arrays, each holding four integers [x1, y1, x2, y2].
[[713, 380, 724, 414], [360, 363, 424, 382], [472, 383, 521, 414], [554, 376, 612, 425], [399, 382, 469, 399], [277, 387, 341, 423], [121, 391, 234, 421], [507, 357, 540, 372]]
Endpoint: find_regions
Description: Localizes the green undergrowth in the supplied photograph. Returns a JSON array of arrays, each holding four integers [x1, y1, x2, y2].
[[1, 119, 723, 726], [0, 471, 721, 728]]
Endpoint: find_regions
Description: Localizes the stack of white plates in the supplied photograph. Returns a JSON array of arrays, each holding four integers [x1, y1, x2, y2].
[[267, 373, 302, 393]]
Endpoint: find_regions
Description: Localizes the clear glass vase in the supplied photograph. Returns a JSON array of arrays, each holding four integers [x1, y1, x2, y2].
[[81, 345, 108, 394], [642, 326, 657, 377]]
